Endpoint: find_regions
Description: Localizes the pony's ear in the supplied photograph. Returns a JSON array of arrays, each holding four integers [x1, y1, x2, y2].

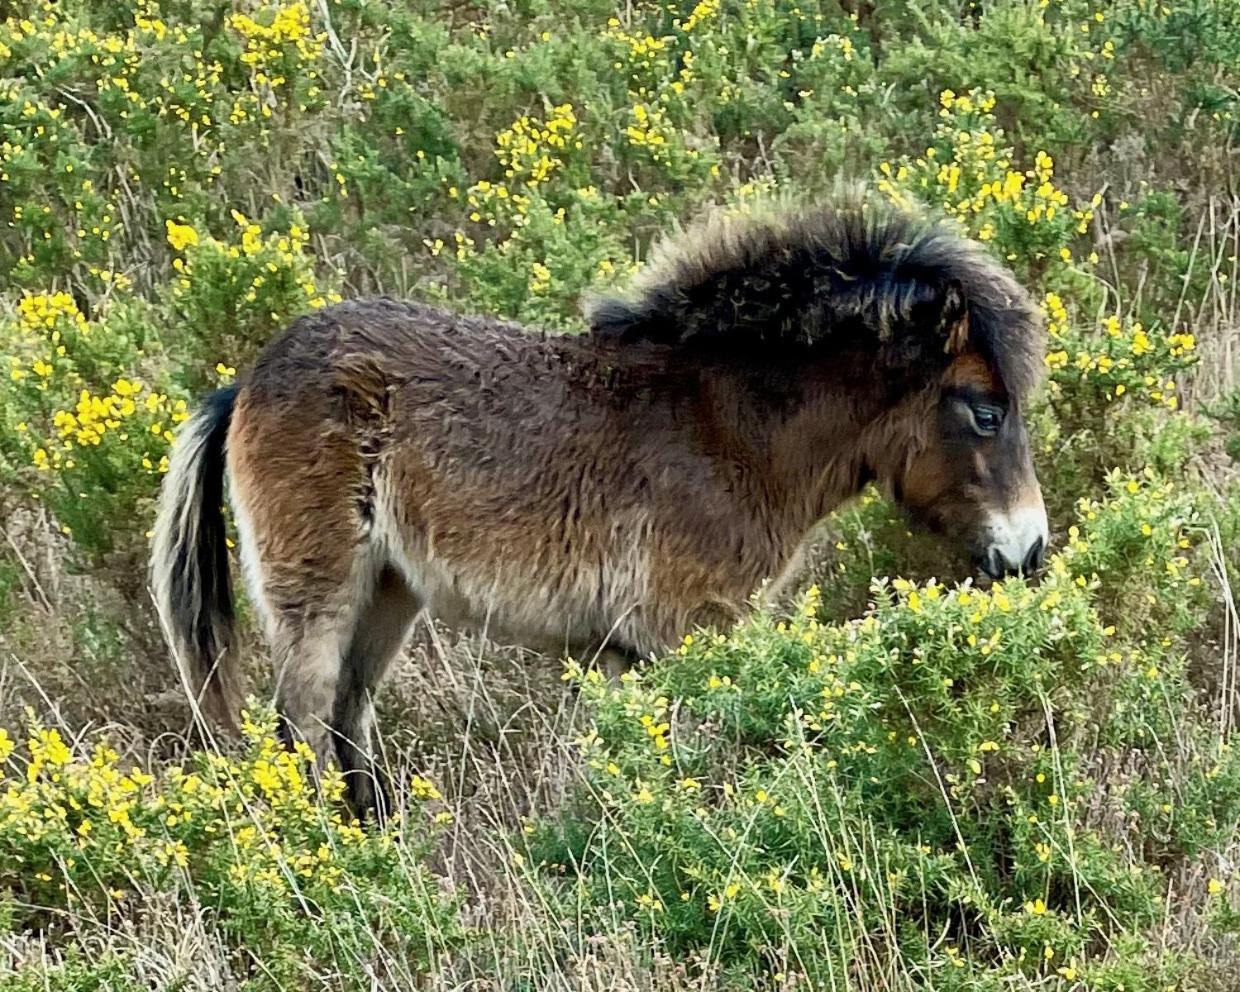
[[871, 277, 972, 378], [942, 281, 970, 354], [905, 278, 969, 355]]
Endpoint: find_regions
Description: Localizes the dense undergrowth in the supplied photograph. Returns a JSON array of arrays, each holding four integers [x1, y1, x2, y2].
[[0, 0, 1238, 988]]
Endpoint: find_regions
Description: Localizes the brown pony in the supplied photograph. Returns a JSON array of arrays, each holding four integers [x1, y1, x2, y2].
[[151, 195, 1048, 816]]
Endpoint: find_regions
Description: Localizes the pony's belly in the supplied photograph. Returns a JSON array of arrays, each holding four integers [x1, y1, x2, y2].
[[377, 478, 659, 654], [404, 556, 612, 655]]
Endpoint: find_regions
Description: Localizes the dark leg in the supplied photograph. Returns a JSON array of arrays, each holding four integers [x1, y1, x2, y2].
[[598, 646, 635, 681], [333, 565, 422, 822]]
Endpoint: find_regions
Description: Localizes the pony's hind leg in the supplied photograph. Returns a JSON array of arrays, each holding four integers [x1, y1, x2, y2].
[[227, 386, 375, 784], [268, 588, 364, 772], [232, 498, 368, 771], [333, 564, 422, 820]]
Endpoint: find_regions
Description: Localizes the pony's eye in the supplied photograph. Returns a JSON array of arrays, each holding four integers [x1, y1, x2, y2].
[[971, 404, 1004, 436]]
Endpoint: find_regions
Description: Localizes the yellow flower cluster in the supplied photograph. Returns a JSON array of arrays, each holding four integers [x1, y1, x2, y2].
[[1, 725, 155, 847], [528, 261, 552, 293], [1066, 472, 1199, 593], [460, 179, 531, 228], [0, 711, 445, 907], [606, 18, 670, 80], [229, 1, 325, 76], [3, 285, 204, 490], [626, 102, 673, 162], [892, 573, 1028, 622], [17, 290, 88, 333], [34, 379, 186, 474], [679, 0, 721, 33], [878, 89, 1094, 248], [165, 219, 198, 251], [1044, 294, 1197, 410], [1044, 291, 1069, 337], [809, 33, 856, 62], [8, 292, 87, 387], [495, 103, 581, 188]]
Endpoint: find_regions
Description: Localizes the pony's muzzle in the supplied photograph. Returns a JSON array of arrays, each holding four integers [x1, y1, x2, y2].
[[977, 504, 1049, 579]]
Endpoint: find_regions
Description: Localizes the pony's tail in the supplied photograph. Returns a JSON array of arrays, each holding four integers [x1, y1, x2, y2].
[[150, 387, 242, 732]]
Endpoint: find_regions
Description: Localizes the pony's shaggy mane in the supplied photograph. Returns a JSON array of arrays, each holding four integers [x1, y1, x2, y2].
[[586, 194, 1045, 400]]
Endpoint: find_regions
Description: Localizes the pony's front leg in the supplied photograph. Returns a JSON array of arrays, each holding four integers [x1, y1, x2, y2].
[[598, 647, 634, 681]]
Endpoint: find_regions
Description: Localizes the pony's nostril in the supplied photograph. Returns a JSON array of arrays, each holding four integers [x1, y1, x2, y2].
[[978, 547, 1004, 580], [1022, 536, 1046, 573]]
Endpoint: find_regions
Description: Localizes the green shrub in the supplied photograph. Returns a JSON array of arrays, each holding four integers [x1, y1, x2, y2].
[[0, 710, 460, 990], [163, 211, 341, 377], [539, 471, 1237, 987]]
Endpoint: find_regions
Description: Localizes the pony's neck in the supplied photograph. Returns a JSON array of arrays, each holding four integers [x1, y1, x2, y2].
[[699, 359, 898, 541]]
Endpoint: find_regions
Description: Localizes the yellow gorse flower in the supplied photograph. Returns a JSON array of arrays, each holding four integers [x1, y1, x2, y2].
[[229, 2, 325, 73], [877, 88, 1094, 247], [165, 219, 199, 251], [495, 104, 580, 188], [679, 0, 720, 33], [21, 348, 190, 475], [17, 291, 88, 332]]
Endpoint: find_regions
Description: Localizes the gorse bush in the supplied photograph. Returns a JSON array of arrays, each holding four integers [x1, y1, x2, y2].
[[163, 211, 341, 383], [0, 712, 459, 990], [1, 0, 1233, 568], [544, 471, 1236, 988], [1, 0, 1238, 988], [876, 89, 1096, 260], [0, 289, 185, 562]]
